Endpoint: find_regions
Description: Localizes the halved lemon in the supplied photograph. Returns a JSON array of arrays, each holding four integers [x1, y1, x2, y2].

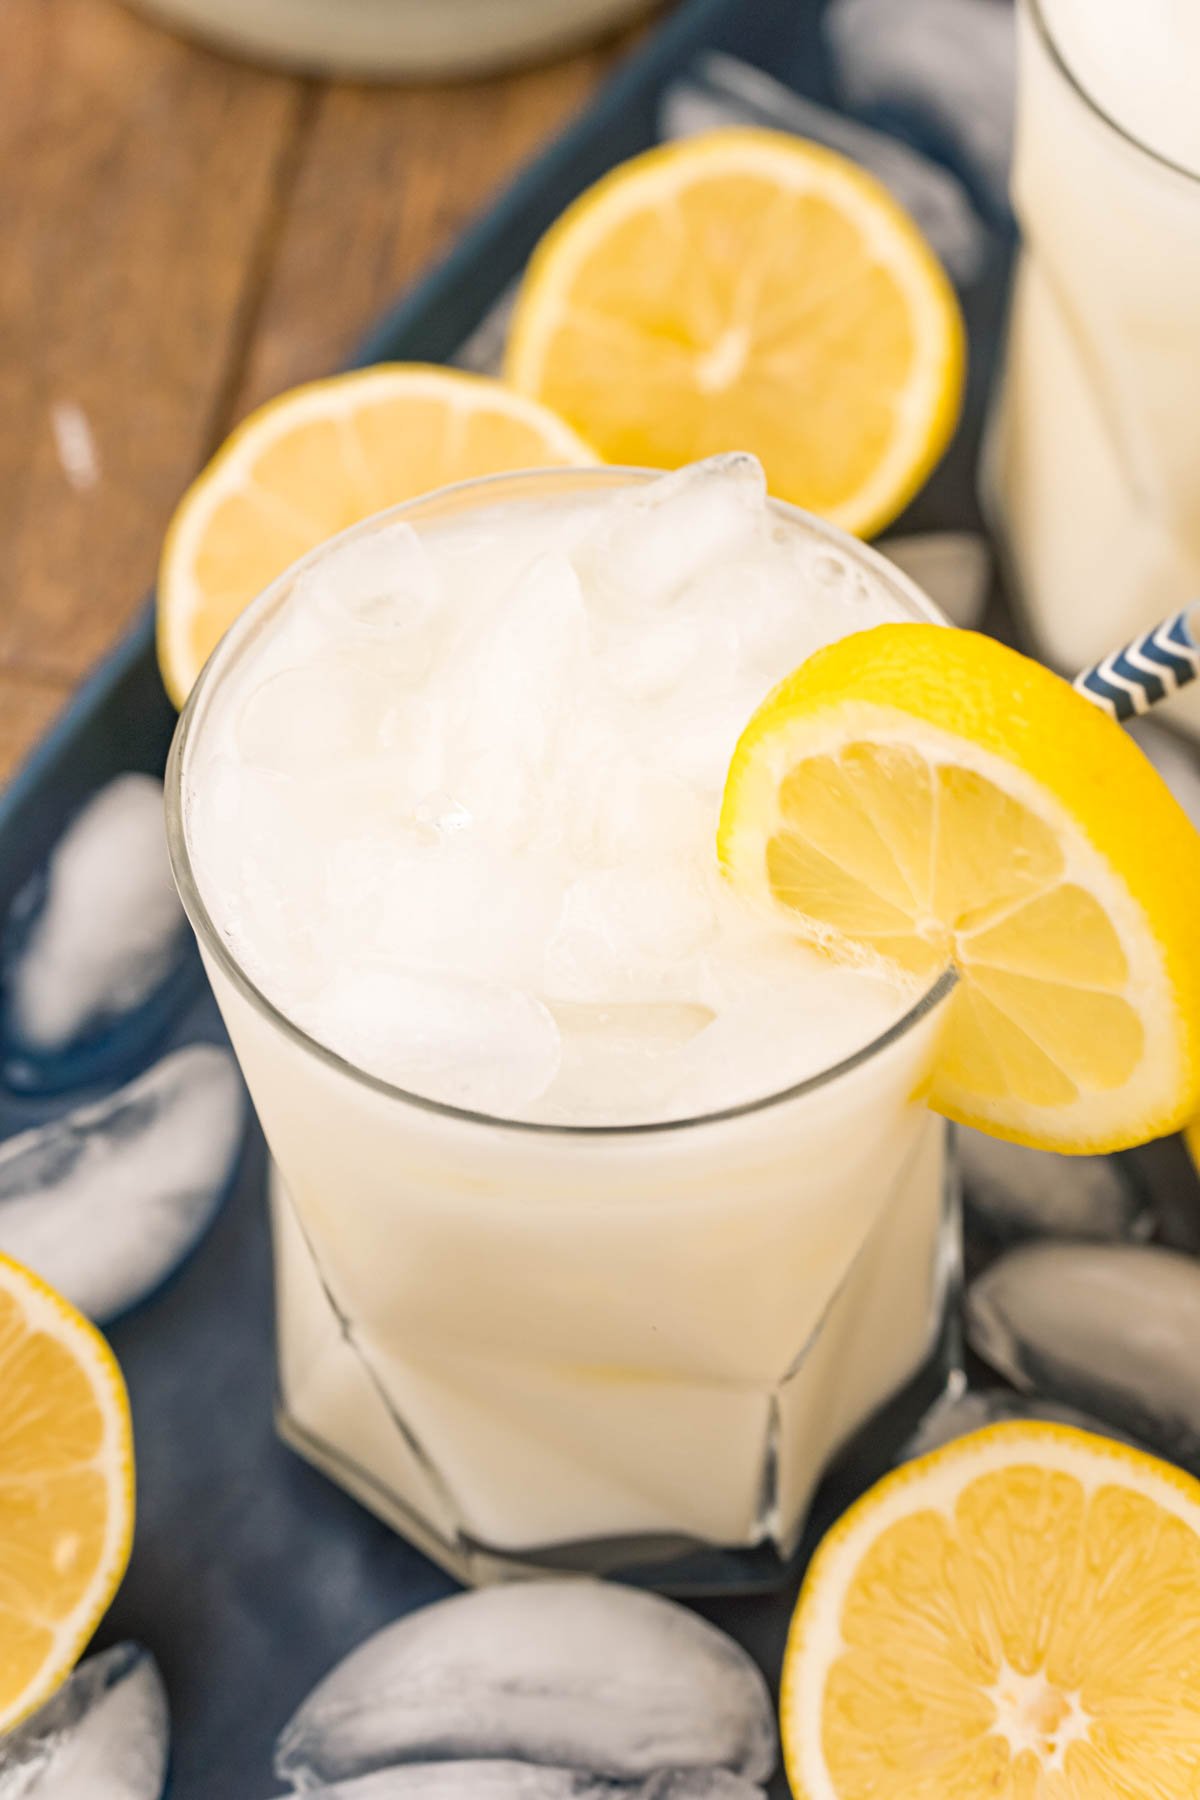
[[505, 128, 964, 537], [0, 1252, 134, 1732], [157, 364, 597, 706], [781, 1421, 1200, 1800], [718, 624, 1200, 1151]]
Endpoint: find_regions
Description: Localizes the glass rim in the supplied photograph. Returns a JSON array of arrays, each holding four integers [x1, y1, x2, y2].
[[1026, 0, 1200, 188], [166, 462, 957, 1140]]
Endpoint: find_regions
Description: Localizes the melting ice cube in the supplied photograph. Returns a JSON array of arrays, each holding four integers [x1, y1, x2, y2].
[[300, 967, 561, 1115], [0, 1043, 245, 1324], [541, 1001, 715, 1124], [297, 520, 440, 642], [443, 554, 589, 844], [901, 1385, 1138, 1461], [2, 774, 185, 1059], [660, 53, 989, 286], [958, 1127, 1152, 1249], [676, 963, 906, 1115], [564, 746, 711, 865], [826, 0, 1016, 213], [0, 1643, 169, 1800], [966, 1242, 1200, 1467], [255, 1766, 766, 1800], [573, 458, 767, 618], [275, 1581, 776, 1789], [321, 814, 560, 991], [234, 659, 420, 779], [544, 863, 718, 1004]]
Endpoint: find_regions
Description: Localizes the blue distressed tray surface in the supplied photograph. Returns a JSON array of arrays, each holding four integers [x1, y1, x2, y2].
[[2, 1, 1198, 1794]]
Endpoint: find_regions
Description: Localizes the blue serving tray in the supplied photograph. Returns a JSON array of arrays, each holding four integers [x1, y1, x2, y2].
[[1, 1, 1191, 1794]]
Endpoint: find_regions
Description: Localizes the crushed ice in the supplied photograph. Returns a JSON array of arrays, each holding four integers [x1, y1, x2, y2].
[[2, 774, 185, 1060], [186, 457, 916, 1122]]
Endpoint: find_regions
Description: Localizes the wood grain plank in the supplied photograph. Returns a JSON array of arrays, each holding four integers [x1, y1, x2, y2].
[[0, 669, 72, 787], [0, 0, 306, 685], [233, 42, 628, 415]]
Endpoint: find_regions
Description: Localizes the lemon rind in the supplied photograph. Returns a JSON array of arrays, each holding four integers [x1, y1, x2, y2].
[[0, 1251, 135, 1734]]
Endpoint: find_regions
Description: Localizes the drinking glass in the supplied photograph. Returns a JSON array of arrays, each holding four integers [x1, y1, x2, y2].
[[166, 467, 959, 1589]]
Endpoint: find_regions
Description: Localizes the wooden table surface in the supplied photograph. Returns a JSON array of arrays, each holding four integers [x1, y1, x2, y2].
[[0, 0, 637, 782]]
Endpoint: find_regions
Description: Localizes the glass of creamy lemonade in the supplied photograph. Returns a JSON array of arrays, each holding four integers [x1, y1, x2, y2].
[[166, 457, 957, 1588], [983, 0, 1200, 736]]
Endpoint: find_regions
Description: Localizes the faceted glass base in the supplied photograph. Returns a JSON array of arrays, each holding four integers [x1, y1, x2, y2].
[[273, 1151, 961, 1595], [278, 1306, 959, 1594]]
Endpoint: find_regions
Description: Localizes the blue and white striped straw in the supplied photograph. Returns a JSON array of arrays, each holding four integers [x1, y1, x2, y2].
[[1074, 604, 1200, 722]]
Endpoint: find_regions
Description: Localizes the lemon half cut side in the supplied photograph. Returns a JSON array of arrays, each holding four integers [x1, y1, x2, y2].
[[0, 1252, 134, 1733], [781, 1421, 1200, 1800]]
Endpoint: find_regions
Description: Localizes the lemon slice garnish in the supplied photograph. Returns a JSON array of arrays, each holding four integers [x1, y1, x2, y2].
[[718, 624, 1200, 1151]]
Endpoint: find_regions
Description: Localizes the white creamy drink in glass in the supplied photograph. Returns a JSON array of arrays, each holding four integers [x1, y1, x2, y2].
[[984, 0, 1200, 734], [125, 0, 658, 78], [167, 457, 956, 1586]]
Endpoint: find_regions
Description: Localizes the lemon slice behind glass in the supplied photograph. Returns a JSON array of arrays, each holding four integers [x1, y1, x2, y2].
[[157, 364, 597, 707], [506, 128, 965, 537]]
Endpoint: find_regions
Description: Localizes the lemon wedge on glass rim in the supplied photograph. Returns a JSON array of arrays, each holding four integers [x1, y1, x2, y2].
[[718, 623, 1200, 1152], [781, 1420, 1200, 1800], [0, 1251, 134, 1733]]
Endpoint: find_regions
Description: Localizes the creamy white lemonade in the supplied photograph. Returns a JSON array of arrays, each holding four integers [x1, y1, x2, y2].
[[172, 459, 953, 1582], [985, 0, 1200, 732]]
